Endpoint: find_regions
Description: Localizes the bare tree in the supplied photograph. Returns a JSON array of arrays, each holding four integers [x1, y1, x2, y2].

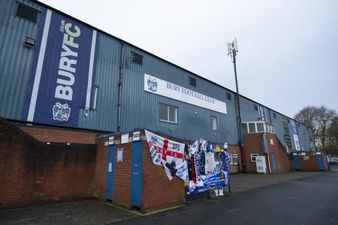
[[295, 106, 337, 153], [294, 106, 318, 139], [327, 116, 338, 155]]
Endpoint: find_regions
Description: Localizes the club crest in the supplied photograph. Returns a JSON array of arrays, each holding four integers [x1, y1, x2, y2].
[[52, 102, 71, 121], [147, 77, 158, 92]]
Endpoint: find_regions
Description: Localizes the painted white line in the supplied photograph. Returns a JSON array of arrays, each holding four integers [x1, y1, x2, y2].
[[27, 9, 52, 121]]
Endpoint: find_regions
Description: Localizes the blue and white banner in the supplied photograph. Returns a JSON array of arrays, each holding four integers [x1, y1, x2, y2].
[[290, 120, 298, 135], [258, 105, 266, 121], [188, 163, 226, 194], [291, 120, 301, 150], [23, 9, 98, 127]]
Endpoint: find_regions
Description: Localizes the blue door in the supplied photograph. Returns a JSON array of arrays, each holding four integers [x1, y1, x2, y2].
[[106, 145, 115, 200], [130, 141, 143, 207], [316, 154, 324, 171], [292, 154, 300, 170], [272, 153, 277, 174]]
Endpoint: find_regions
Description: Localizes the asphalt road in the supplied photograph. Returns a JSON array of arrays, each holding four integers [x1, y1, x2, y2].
[[113, 171, 338, 225]]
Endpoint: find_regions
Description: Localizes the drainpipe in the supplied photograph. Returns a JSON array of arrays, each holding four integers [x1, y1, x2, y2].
[[264, 132, 272, 174], [116, 42, 124, 132]]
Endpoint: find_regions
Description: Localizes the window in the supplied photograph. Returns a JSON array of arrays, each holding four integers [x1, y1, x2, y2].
[[248, 123, 256, 133], [131, 51, 143, 65], [250, 153, 259, 162], [254, 104, 258, 111], [160, 103, 177, 123], [232, 154, 238, 165], [242, 123, 248, 134], [229, 154, 233, 164], [266, 124, 271, 133], [226, 92, 231, 100], [273, 112, 276, 118], [189, 77, 196, 87], [211, 116, 217, 131], [257, 122, 264, 132], [16, 3, 39, 23]]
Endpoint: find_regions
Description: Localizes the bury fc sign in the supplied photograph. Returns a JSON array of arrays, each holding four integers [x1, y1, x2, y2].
[[144, 74, 227, 114], [23, 9, 97, 127]]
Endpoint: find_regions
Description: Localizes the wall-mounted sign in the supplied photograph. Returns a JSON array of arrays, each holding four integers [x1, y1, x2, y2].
[[108, 136, 114, 145], [132, 131, 141, 141], [256, 156, 267, 174], [117, 148, 123, 162], [121, 133, 129, 144], [293, 134, 301, 151], [23, 9, 98, 127], [144, 74, 227, 114]]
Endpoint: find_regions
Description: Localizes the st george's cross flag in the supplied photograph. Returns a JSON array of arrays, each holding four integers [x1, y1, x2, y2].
[[145, 130, 188, 181]]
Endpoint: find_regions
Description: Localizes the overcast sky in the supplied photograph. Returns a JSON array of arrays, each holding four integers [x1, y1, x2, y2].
[[39, 0, 338, 118]]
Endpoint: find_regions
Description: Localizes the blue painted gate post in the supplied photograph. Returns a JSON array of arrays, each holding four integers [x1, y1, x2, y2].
[[106, 145, 115, 200], [272, 153, 277, 174], [292, 154, 301, 171], [130, 141, 143, 207], [316, 154, 324, 171]]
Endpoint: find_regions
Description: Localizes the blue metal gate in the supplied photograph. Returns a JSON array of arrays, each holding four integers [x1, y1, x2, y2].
[[316, 154, 324, 171], [272, 153, 277, 174], [106, 145, 115, 200], [292, 154, 300, 171], [130, 141, 143, 207]]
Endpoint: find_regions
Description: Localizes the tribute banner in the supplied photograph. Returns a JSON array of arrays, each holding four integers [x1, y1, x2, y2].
[[145, 130, 188, 181]]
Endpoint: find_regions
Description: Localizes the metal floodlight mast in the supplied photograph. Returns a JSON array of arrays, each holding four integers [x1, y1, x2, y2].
[[227, 38, 245, 171]]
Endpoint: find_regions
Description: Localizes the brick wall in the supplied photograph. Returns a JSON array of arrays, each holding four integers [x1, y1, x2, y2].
[[266, 133, 293, 173], [299, 154, 318, 171], [93, 139, 107, 199], [95, 130, 186, 213], [244, 133, 293, 173], [19, 125, 100, 144], [228, 145, 241, 173], [0, 120, 97, 209], [113, 142, 133, 208], [141, 138, 185, 213], [243, 133, 263, 173]]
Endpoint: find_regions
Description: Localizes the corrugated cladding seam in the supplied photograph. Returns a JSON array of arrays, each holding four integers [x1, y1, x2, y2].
[[78, 33, 120, 131], [0, 0, 40, 120]]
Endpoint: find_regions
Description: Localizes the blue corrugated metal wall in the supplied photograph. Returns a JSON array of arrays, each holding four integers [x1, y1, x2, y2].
[[120, 45, 238, 144], [78, 33, 120, 131], [0, 0, 41, 120], [297, 123, 312, 150], [0, 0, 314, 149]]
